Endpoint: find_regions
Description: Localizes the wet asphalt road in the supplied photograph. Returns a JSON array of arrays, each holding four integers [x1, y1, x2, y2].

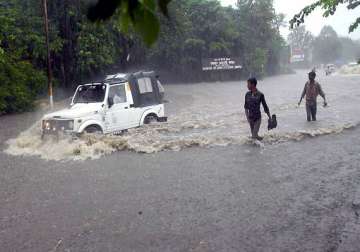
[[1, 81, 360, 251]]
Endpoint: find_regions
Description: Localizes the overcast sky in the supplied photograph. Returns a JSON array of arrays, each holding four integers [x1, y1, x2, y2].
[[220, 0, 360, 40]]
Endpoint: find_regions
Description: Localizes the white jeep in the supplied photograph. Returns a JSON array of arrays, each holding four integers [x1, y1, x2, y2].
[[41, 71, 167, 137]]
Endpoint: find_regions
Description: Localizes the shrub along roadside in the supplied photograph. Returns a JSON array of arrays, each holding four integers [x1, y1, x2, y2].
[[0, 54, 46, 114]]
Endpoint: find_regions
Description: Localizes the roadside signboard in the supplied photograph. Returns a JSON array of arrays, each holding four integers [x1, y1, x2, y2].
[[202, 57, 242, 71], [290, 47, 305, 63]]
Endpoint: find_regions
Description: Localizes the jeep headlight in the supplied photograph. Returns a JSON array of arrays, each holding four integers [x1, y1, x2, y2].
[[43, 120, 51, 130]]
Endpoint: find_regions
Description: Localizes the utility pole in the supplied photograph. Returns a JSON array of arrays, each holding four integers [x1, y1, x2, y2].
[[42, 0, 54, 109]]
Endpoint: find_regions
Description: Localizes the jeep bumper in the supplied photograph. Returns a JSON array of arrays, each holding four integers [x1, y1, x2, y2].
[[157, 117, 167, 122]]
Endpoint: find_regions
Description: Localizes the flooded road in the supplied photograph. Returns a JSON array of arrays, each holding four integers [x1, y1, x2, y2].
[[1, 71, 360, 251], [4, 70, 360, 160]]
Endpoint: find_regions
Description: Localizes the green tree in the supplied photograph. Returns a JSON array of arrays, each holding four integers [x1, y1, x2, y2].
[[77, 21, 121, 79], [0, 53, 46, 114], [312, 26, 342, 63], [288, 26, 314, 64], [290, 0, 360, 33], [0, 0, 48, 113], [236, 0, 285, 77], [0, 0, 288, 113], [87, 0, 173, 46], [339, 37, 360, 62]]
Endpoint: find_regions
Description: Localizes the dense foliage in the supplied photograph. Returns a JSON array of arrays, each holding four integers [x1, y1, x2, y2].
[[312, 26, 342, 64], [288, 25, 360, 65], [0, 1, 48, 114], [87, 0, 172, 46], [287, 26, 314, 65], [290, 0, 360, 33], [0, 0, 287, 113]]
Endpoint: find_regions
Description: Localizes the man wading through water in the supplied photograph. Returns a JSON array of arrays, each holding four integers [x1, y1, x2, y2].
[[244, 77, 271, 141], [298, 71, 327, 121]]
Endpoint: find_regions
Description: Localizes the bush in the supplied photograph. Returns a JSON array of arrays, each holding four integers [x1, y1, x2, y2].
[[0, 54, 46, 114]]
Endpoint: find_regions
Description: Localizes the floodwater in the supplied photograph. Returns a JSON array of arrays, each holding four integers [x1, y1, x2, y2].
[[4, 70, 360, 161], [2, 70, 360, 251]]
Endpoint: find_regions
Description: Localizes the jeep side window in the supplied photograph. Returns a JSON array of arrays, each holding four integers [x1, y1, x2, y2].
[[138, 77, 153, 94], [109, 84, 127, 104]]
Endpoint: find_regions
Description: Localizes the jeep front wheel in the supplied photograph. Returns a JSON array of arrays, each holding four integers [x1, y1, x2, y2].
[[144, 114, 158, 124], [84, 125, 102, 134]]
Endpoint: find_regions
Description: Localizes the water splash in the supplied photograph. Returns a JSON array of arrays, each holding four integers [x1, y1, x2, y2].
[[4, 117, 357, 161]]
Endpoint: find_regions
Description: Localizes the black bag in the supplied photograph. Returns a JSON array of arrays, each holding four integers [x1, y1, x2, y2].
[[268, 114, 277, 130]]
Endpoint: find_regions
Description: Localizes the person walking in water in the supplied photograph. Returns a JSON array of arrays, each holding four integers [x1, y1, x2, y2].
[[298, 71, 327, 121], [244, 77, 271, 140]]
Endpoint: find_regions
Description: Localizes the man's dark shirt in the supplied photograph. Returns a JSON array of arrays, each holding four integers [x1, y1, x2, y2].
[[244, 90, 269, 120]]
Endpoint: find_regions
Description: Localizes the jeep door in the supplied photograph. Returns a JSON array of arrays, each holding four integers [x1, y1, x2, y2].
[[127, 77, 155, 126], [105, 84, 130, 132]]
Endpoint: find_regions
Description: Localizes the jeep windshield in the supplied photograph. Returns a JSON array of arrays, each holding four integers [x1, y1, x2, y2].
[[73, 84, 106, 104]]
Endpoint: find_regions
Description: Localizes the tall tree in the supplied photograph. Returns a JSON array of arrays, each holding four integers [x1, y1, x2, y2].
[[288, 26, 314, 51], [87, 0, 173, 46], [339, 37, 360, 62], [236, 0, 285, 76], [288, 26, 314, 64], [0, 0, 288, 113], [312, 26, 342, 63], [290, 0, 360, 33]]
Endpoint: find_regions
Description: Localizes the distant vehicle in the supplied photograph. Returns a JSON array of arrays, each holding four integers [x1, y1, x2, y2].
[[41, 71, 167, 138], [325, 64, 336, 75], [348, 62, 358, 67]]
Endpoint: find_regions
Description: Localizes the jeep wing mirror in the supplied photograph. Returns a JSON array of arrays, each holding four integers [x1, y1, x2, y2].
[[108, 97, 114, 108]]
